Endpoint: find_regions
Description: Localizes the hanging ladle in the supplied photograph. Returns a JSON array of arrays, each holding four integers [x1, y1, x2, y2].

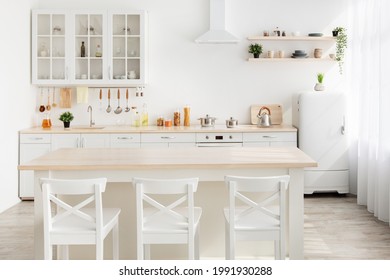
[[99, 89, 103, 111], [114, 88, 122, 114], [106, 89, 112, 113], [125, 88, 130, 112]]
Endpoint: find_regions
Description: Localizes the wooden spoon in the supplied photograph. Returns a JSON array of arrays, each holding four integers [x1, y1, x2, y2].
[[46, 88, 51, 111], [99, 89, 103, 111], [39, 88, 45, 112], [52, 87, 57, 107]]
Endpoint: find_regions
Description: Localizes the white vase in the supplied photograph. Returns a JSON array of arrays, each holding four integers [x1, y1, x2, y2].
[[314, 83, 325, 91]]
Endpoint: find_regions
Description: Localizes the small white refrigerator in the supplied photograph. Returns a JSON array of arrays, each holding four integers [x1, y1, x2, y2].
[[292, 92, 349, 194]]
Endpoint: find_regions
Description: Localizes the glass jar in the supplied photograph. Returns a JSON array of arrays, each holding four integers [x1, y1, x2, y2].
[[174, 109, 180, 126], [41, 113, 52, 128], [157, 116, 164, 126], [164, 119, 172, 127]]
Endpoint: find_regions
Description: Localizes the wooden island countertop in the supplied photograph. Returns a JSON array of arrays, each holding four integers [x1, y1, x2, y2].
[[19, 146, 316, 171]]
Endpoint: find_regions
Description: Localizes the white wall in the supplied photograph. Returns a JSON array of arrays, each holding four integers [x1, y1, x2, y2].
[[0, 0, 38, 212], [1, 0, 351, 212], [32, 0, 348, 128]]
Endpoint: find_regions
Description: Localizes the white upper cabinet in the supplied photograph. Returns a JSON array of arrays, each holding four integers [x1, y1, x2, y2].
[[108, 11, 147, 85], [32, 9, 147, 86], [70, 11, 107, 84], [32, 10, 69, 85]]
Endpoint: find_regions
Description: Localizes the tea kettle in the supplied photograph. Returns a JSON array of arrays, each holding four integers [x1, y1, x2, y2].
[[257, 106, 272, 127]]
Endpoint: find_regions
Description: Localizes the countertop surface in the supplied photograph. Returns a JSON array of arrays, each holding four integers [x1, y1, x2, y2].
[[18, 146, 316, 170], [19, 124, 297, 134]]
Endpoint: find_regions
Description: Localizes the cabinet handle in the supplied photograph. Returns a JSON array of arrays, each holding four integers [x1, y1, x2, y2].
[[82, 137, 86, 148], [117, 137, 133, 140], [161, 136, 176, 140], [108, 66, 111, 80], [29, 137, 44, 141], [76, 138, 80, 148], [262, 135, 277, 139]]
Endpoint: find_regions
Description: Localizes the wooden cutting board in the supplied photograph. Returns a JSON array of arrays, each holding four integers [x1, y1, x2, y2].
[[250, 104, 283, 125], [59, 88, 72, 108]]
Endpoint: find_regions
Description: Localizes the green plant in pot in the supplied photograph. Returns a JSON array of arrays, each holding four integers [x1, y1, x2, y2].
[[314, 73, 325, 91], [248, 43, 263, 58], [333, 27, 347, 74], [59, 111, 74, 128]]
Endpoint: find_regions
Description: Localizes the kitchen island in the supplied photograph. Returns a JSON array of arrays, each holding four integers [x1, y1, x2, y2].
[[19, 146, 316, 260]]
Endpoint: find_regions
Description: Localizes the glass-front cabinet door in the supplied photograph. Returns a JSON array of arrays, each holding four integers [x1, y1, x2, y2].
[[108, 11, 147, 85], [32, 10, 68, 84], [71, 11, 107, 84]]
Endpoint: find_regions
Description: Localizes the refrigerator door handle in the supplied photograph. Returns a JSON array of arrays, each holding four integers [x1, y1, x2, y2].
[[341, 116, 346, 135]]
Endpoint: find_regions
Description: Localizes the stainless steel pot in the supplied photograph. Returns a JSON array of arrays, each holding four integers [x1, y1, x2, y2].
[[198, 114, 216, 127], [226, 117, 238, 128]]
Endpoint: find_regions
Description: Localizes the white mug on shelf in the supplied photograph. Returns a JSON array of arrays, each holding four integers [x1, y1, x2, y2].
[[267, 50, 275, 58]]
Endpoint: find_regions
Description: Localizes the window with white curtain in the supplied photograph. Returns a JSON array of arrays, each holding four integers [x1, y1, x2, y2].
[[347, 0, 390, 224]]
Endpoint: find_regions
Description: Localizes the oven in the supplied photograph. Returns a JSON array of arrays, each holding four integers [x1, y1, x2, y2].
[[195, 132, 243, 147]]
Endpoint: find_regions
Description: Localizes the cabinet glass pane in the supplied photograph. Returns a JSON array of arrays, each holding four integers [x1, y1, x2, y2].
[[127, 37, 140, 57], [52, 15, 65, 35], [89, 15, 103, 35], [127, 60, 140, 79], [113, 15, 126, 35], [52, 37, 65, 57], [37, 14, 50, 35], [127, 15, 140, 35], [113, 59, 125, 77], [75, 15, 88, 35], [37, 60, 50, 79], [52, 59, 65, 79]]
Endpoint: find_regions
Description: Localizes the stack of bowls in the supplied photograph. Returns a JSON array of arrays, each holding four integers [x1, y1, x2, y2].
[[291, 50, 308, 59]]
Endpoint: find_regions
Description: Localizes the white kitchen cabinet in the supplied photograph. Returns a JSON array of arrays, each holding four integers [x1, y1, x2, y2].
[[70, 11, 107, 84], [51, 133, 109, 149], [140, 133, 196, 148], [110, 133, 140, 148], [243, 132, 297, 147], [32, 10, 70, 84], [19, 134, 52, 199], [108, 11, 148, 85], [32, 9, 147, 86]]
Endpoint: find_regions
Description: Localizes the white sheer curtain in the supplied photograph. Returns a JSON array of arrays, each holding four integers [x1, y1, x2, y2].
[[347, 0, 390, 224]]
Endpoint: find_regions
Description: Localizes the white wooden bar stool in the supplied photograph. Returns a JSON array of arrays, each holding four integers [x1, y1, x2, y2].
[[224, 175, 290, 260], [133, 177, 202, 260], [40, 178, 121, 260]]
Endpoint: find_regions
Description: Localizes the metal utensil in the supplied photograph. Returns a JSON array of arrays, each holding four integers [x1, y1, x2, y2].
[[39, 88, 45, 112], [106, 89, 111, 113], [114, 89, 122, 114], [125, 88, 130, 112]]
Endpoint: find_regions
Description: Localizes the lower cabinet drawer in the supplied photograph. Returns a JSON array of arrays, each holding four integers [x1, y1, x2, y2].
[[20, 133, 51, 144], [243, 132, 296, 143], [110, 134, 141, 147], [141, 133, 196, 143]]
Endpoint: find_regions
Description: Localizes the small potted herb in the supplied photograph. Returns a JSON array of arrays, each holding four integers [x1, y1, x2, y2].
[[59, 111, 74, 128], [332, 27, 347, 74], [248, 43, 263, 58], [314, 73, 325, 91]]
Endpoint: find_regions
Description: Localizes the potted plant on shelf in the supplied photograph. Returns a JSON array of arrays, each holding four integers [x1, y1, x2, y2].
[[314, 73, 325, 91], [248, 43, 263, 58], [332, 27, 347, 74], [59, 111, 74, 128]]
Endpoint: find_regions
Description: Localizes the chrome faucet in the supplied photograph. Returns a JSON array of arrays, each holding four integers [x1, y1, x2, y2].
[[87, 105, 95, 127]]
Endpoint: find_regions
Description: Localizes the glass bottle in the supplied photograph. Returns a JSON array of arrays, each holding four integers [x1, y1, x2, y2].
[[141, 103, 148, 126], [81, 41, 86, 57], [95, 44, 102, 57]]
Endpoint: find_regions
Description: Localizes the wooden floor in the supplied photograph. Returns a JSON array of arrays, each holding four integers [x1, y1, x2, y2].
[[1, 193, 390, 260]]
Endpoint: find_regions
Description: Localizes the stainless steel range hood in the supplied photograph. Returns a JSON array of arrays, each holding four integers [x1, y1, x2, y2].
[[195, 0, 238, 44]]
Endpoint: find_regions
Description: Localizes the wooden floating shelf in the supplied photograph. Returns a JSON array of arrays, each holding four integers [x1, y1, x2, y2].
[[247, 58, 336, 62], [247, 36, 336, 41]]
